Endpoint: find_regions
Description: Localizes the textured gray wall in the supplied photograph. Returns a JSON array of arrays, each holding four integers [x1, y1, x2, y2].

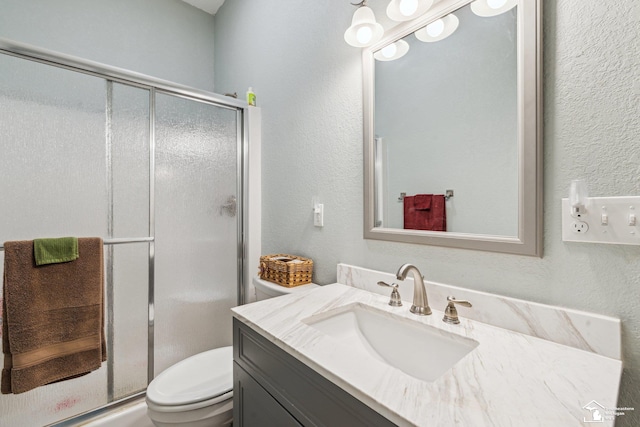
[[215, 0, 640, 423], [0, 0, 216, 90]]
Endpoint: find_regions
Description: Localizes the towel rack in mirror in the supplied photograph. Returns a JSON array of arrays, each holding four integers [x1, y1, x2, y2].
[[398, 190, 454, 202]]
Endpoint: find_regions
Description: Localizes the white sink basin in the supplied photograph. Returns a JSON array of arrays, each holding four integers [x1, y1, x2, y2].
[[303, 303, 478, 382]]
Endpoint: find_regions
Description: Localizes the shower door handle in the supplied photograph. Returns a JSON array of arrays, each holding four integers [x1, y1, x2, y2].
[[221, 195, 237, 217]]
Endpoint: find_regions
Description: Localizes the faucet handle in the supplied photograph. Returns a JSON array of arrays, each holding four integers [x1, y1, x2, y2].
[[446, 295, 472, 307], [443, 296, 472, 324], [377, 281, 403, 307]]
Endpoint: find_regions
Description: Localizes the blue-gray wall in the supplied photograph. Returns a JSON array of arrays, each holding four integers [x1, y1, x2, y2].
[[0, 0, 216, 90], [214, 1, 640, 425]]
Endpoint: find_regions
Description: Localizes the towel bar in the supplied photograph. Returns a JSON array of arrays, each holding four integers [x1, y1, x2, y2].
[[0, 237, 154, 251], [398, 190, 454, 202]]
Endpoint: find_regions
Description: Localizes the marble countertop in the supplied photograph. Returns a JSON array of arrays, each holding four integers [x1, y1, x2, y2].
[[232, 283, 622, 426]]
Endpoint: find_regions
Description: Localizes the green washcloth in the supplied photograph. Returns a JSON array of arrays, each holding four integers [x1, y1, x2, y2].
[[33, 237, 79, 266]]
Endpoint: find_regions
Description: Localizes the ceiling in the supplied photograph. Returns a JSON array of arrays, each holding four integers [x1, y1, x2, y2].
[[181, 0, 225, 15]]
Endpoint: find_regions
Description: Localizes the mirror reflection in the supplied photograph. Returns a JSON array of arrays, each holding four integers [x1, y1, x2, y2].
[[373, 2, 518, 236]]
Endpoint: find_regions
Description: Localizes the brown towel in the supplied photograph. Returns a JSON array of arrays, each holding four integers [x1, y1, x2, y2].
[[2, 238, 106, 394]]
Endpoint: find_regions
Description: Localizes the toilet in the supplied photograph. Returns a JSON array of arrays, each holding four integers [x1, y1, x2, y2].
[[253, 275, 319, 301], [146, 276, 317, 427], [146, 346, 233, 427]]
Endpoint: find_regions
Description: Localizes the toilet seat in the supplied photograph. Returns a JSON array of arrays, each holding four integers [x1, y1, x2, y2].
[[146, 346, 233, 408], [146, 390, 233, 413]]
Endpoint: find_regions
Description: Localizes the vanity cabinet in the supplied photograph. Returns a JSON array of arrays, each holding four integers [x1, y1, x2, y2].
[[233, 318, 396, 427]]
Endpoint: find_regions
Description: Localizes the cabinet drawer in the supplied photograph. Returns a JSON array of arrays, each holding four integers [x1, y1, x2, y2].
[[233, 318, 396, 427]]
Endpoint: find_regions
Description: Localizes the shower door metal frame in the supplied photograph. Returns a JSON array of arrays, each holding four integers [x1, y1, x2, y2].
[[0, 38, 249, 425]]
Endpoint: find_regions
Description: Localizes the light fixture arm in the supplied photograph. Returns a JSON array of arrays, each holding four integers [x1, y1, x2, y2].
[[350, 0, 368, 6]]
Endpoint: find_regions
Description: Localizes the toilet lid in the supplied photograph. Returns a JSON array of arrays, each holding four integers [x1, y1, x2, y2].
[[147, 346, 233, 406]]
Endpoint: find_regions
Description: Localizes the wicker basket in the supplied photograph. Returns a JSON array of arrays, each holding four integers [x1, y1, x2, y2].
[[259, 254, 313, 287]]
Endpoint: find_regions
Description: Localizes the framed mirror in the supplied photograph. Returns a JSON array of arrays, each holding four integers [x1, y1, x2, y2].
[[363, 0, 542, 256]]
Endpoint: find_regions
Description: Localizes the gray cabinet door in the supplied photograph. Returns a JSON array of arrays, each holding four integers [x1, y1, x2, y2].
[[234, 363, 302, 427], [233, 318, 397, 427]]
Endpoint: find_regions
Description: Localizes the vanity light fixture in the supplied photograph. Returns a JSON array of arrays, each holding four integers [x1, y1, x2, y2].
[[344, 1, 384, 48], [414, 14, 459, 42], [373, 40, 410, 61], [470, 0, 517, 17], [386, 0, 434, 22]]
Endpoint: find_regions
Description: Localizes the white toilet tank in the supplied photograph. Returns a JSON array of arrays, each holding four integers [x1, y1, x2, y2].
[[252, 275, 318, 301]]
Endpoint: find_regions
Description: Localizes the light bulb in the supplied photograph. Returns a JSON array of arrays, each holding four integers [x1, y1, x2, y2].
[[374, 39, 409, 61], [399, 0, 419, 16], [381, 43, 398, 58], [487, 0, 508, 9], [426, 19, 445, 37], [356, 26, 373, 44]]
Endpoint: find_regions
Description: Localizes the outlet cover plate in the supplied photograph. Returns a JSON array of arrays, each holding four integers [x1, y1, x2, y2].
[[562, 197, 640, 245]]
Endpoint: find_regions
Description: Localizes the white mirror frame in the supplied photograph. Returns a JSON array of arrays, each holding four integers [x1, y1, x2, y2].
[[363, 0, 543, 256]]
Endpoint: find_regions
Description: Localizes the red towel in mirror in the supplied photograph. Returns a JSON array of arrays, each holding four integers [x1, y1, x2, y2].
[[403, 194, 446, 231], [414, 194, 432, 210]]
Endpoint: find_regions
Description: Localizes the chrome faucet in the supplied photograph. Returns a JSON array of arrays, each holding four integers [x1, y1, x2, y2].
[[396, 264, 432, 315]]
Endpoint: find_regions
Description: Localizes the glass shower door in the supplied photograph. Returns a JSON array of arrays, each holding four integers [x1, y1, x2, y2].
[[154, 93, 239, 374], [0, 55, 151, 425], [0, 44, 245, 425], [0, 53, 109, 427]]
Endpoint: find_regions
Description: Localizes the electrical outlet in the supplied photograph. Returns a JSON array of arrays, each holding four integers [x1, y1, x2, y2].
[[562, 197, 640, 245], [571, 221, 589, 233]]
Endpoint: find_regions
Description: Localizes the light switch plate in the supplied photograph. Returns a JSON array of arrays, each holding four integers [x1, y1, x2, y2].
[[314, 203, 324, 227], [562, 196, 640, 245]]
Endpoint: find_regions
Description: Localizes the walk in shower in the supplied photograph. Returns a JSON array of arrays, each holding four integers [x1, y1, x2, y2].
[[0, 40, 249, 426]]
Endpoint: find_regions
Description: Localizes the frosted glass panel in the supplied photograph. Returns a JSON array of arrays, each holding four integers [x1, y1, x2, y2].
[[112, 83, 150, 238], [0, 54, 108, 426], [0, 51, 242, 424], [110, 83, 150, 399], [154, 94, 238, 374], [0, 54, 108, 240], [0, 56, 150, 424], [112, 244, 149, 399]]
